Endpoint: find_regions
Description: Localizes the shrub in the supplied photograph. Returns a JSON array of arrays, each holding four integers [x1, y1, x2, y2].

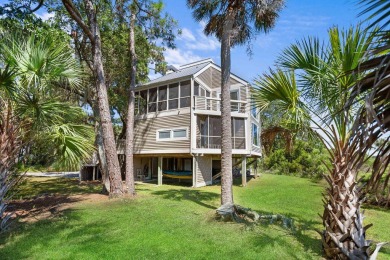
[[262, 140, 329, 179]]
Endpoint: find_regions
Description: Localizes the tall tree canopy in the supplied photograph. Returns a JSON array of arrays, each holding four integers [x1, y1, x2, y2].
[[187, 0, 284, 208]]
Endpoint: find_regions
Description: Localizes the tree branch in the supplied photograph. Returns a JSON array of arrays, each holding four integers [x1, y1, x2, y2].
[[62, 0, 95, 45]]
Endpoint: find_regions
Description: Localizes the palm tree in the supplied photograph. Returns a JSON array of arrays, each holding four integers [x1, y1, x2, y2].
[[252, 69, 310, 155], [349, 0, 390, 207], [0, 33, 95, 231], [253, 25, 380, 258], [187, 0, 284, 207]]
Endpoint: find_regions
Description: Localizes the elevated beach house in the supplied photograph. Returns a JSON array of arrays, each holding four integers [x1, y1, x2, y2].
[[117, 58, 261, 187]]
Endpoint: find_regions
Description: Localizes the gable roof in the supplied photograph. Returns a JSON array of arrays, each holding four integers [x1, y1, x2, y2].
[[141, 58, 249, 88], [142, 59, 212, 86]]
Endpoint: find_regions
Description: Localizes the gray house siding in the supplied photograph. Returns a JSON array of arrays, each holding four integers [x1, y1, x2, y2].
[[194, 155, 212, 187], [134, 113, 191, 153]]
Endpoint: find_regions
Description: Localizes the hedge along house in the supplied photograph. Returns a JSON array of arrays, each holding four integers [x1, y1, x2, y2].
[[117, 58, 261, 187]]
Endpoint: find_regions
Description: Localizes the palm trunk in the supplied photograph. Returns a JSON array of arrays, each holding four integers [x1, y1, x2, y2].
[[322, 166, 369, 258], [220, 8, 235, 206], [125, 9, 136, 196], [321, 136, 371, 259], [85, 0, 123, 196]]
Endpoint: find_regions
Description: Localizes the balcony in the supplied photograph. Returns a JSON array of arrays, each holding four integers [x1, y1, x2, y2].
[[193, 96, 247, 114], [196, 136, 246, 150]]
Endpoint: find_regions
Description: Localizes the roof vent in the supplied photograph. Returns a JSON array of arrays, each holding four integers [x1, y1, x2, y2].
[[166, 65, 179, 75]]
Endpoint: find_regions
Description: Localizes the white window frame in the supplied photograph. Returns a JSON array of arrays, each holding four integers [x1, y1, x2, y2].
[[156, 127, 189, 141]]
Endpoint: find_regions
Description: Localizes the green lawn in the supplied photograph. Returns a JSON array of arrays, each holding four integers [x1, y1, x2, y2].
[[1, 174, 389, 259]]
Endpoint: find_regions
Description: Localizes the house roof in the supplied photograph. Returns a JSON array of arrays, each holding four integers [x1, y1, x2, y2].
[[142, 59, 213, 87]]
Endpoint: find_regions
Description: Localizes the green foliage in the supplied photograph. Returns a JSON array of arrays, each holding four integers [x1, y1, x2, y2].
[[0, 30, 94, 171], [187, 0, 285, 48], [263, 140, 328, 179], [253, 69, 310, 130]]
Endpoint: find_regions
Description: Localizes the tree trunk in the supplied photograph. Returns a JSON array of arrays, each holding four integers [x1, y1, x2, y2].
[[322, 147, 371, 259], [84, 0, 123, 196], [220, 8, 235, 206], [125, 8, 136, 196], [95, 113, 110, 193]]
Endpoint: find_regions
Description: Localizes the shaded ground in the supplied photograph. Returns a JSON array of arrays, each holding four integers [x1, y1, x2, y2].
[[6, 177, 106, 224], [9, 193, 107, 223]]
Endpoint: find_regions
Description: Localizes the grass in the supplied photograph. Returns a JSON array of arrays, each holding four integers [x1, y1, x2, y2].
[[1, 174, 389, 259], [13, 177, 101, 199]]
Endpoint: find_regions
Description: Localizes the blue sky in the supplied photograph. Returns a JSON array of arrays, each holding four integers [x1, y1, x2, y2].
[[160, 0, 362, 82], [1, 0, 364, 82]]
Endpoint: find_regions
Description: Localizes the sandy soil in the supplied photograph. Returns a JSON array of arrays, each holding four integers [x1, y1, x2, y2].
[[8, 193, 108, 223]]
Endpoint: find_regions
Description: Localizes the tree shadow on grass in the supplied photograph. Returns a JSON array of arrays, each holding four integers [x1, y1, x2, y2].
[[15, 177, 101, 199], [243, 207, 323, 258], [249, 229, 321, 259], [0, 208, 114, 260], [151, 189, 219, 210]]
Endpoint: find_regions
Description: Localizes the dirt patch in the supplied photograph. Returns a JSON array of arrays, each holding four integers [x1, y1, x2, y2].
[[7, 193, 108, 223]]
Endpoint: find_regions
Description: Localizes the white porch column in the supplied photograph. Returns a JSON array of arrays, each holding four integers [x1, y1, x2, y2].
[[158, 157, 163, 186], [92, 166, 96, 181], [148, 158, 152, 179], [192, 156, 197, 188], [241, 156, 247, 187]]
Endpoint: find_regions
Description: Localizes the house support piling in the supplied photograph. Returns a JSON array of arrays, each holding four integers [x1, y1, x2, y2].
[[242, 156, 247, 187], [158, 156, 163, 186]]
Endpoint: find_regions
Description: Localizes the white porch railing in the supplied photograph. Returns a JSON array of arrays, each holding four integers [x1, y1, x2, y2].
[[194, 96, 247, 113]]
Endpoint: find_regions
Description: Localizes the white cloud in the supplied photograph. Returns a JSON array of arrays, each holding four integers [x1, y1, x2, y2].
[[164, 48, 203, 67], [178, 22, 220, 51], [36, 12, 55, 21], [179, 28, 196, 42], [278, 15, 331, 32]]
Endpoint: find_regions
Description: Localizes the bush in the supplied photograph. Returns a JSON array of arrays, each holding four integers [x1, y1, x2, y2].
[[262, 140, 329, 179]]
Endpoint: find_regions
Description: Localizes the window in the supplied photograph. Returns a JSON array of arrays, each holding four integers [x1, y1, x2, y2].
[[168, 83, 179, 109], [173, 129, 186, 138], [230, 90, 239, 112], [232, 118, 245, 149], [157, 128, 187, 140], [158, 85, 167, 111], [180, 80, 191, 108], [139, 90, 147, 114], [159, 130, 171, 139], [251, 103, 257, 118], [196, 116, 246, 149], [194, 82, 199, 96], [148, 88, 157, 112], [252, 123, 259, 146]]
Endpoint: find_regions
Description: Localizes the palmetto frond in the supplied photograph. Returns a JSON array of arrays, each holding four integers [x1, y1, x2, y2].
[[187, 0, 284, 47], [252, 69, 309, 129], [15, 93, 85, 129], [277, 25, 375, 142], [0, 65, 17, 101], [47, 123, 95, 171], [358, 0, 390, 30], [2, 34, 82, 93]]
